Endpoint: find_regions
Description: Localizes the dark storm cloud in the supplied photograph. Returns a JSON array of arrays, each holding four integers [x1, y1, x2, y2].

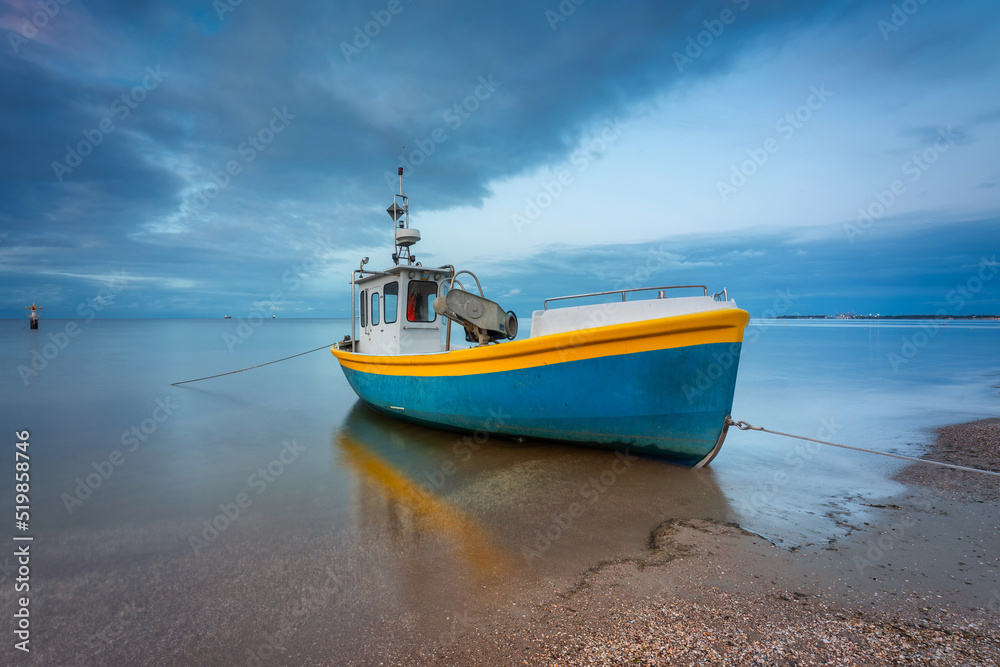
[[1, 0, 989, 317], [481, 215, 1000, 318]]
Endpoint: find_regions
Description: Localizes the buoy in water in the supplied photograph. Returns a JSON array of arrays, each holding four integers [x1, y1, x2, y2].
[[24, 303, 42, 330]]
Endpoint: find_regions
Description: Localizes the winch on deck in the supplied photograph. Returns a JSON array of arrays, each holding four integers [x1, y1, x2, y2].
[[434, 288, 517, 345]]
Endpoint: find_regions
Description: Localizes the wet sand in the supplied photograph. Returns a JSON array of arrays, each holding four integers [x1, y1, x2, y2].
[[894, 417, 1000, 502], [6, 409, 998, 666], [417, 419, 1000, 666]]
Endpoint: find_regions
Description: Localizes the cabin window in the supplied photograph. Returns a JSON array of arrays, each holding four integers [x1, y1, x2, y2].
[[360, 289, 367, 328], [406, 280, 438, 322], [371, 291, 380, 326], [384, 281, 398, 324]]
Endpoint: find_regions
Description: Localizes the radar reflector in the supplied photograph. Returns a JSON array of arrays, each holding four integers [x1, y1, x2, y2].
[[387, 202, 406, 222]]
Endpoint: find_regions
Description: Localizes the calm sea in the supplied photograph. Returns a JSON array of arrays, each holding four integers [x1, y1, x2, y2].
[[0, 317, 998, 664]]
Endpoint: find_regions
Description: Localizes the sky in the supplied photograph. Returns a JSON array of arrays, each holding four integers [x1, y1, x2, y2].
[[1, 0, 999, 319]]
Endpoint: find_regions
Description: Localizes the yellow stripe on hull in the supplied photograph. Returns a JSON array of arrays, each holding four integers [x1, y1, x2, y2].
[[332, 308, 750, 378]]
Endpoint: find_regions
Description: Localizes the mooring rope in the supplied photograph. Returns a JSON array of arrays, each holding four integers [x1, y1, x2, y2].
[[170, 343, 337, 386], [726, 417, 1000, 478]]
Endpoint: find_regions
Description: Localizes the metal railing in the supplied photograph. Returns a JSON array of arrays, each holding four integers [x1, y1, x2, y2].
[[543, 285, 709, 310]]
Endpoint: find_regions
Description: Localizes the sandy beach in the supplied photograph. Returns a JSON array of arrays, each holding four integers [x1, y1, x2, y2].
[[895, 418, 1000, 502], [414, 418, 1000, 666]]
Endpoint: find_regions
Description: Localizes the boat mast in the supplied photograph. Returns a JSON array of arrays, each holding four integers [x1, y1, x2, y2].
[[388, 166, 420, 265]]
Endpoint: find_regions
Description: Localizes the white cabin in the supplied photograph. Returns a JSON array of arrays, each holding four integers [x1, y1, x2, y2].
[[354, 265, 452, 355]]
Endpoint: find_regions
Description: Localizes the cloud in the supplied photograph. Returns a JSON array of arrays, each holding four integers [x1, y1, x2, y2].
[[726, 249, 767, 259], [969, 107, 1000, 127], [900, 124, 972, 148], [2, 0, 998, 317], [483, 213, 1000, 318]]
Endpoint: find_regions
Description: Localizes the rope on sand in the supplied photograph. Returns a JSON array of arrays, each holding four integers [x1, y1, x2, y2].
[[726, 417, 1000, 478]]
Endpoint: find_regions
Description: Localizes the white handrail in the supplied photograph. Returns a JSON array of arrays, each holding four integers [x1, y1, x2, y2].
[[543, 285, 709, 310]]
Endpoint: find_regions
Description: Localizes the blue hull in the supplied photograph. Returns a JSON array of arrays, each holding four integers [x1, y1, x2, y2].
[[339, 342, 742, 466]]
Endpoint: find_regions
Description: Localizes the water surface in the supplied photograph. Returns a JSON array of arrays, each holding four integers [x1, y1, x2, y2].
[[0, 317, 997, 664]]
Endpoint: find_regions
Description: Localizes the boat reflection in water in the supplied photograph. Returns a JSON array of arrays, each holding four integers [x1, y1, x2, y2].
[[332, 402, 512, 597], [331, 402, 740, 596]]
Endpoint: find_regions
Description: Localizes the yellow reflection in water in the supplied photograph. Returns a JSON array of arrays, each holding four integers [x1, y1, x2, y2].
[[336, 429, 510, 583]]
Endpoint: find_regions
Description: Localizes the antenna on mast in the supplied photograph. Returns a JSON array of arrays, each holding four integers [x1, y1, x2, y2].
[[387, 164, 419, 265]]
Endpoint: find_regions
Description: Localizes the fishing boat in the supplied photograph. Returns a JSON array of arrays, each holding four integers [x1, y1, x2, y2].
[[331, 168, 750, 467]]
